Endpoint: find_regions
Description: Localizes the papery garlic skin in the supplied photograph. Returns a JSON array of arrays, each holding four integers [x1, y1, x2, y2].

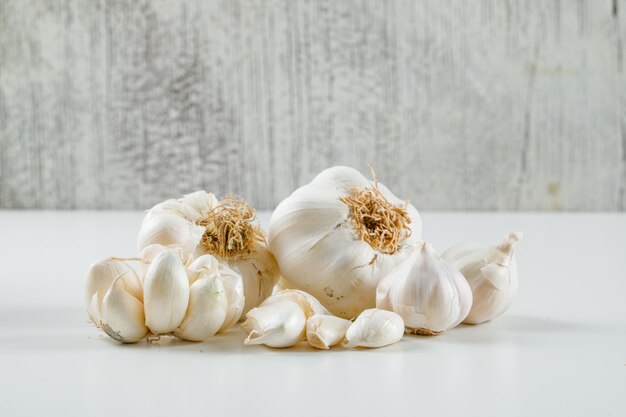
[[240, 300, 306, 348], [84, 258, 142, 324], [100, 274, 148, 343], [377, 243, 472, 335], [268, 166, 422, 319], [442, 232, 522, 324], [306, 314, 351, 350], [137, 191, 279, 315], [143, 250, 189, 334], [175, 275, 228, 341], [342, 308, 404, 348]]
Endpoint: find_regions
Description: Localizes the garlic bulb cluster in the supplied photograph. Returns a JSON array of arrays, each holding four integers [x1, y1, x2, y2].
[[443, 232, 522, 324], [137, 191, 279, 314], [377, 243, 473, 335], [342, 309, 404, 348], [85, 249, 245, 343], [269, 166, 422, 319], [240, 290, 404, 349]]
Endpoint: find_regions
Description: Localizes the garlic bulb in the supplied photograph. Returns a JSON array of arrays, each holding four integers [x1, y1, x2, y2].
[[342, 308, 404, 348], [137, 191, 279, 315], [175, 275, 228, 341], [306, 314, 351, 349], [187, 254, 245, 332], [100, 274, 148, 343], [240, 289, 327, 348], [84, 258, 142, 324], [442, 232, 522, 324], [143, 250, 189, 334], [269, 166, 422, 319], [376, 243, 472, 335]]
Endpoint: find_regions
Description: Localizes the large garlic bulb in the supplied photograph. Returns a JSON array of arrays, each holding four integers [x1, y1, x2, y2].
[[137, 191, 279, 315], [268, 166, 422, 319], [376, 243, 472, 335], [442, 232, 522, 324]]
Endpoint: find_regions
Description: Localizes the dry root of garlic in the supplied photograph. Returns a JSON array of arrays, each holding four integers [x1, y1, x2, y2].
[[85, 248, 245, 343]]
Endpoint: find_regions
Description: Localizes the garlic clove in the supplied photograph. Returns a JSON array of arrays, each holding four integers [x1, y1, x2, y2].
[[137, 211, 204, 258], [175, 275, 228, 341], [342, 308, 404, 348], [137, 244, 172, 281], [263, 289, 332, 317], [84, 258, 142, 324], [217, 263, 245, 332], [306, 314, 351, 349], [377, 243, 473, 335], [240, 300, 307, 348], [443, 231, 522, 324], [187, 254, 220, 285], [143, 250, 190, 334], [100, 274, 148, 343]]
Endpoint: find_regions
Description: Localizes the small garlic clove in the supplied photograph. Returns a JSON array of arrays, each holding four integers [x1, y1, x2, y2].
[[84, 258, 142, 324], [175, 275, 228, 341], [137, 211, 204, 258], [187, 254, 220, 285], [443, 231, 522, 324], [217, 263, 245, 333], [144, 250, 190, 334], [342, 308, 404, 348], [100, 274, 148, 343], [306, 314, 351, 349], [240, 300, 307, 348]]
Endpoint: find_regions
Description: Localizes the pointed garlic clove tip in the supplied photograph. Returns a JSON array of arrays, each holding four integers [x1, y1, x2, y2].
[[100, 275, 148, 343], [175, 275, 228, 342], [498, 231, 523, 254], [306, 314, 351, 350], [144, 250, 190, 335], [342, 309, 404, 348]]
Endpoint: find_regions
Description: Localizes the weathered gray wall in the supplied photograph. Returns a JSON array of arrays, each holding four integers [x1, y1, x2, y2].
[[0, 0, 625, 211]]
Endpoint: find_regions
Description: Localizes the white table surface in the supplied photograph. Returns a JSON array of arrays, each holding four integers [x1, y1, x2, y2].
[[0, 210, 624, 417]]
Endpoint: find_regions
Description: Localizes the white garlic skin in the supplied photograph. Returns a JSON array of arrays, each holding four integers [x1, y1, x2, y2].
[[175, 275, 228, 341], [84, 258, 142, 324], [143, 250, 190, 335], [306, 314, 351, 349], [268, 166, 422, 319], [241, 300, 307, 348], [376, 243, 473, 335], [138, 244, 172, 281], [342, 308, 404, 348], [100, 274, 148, 343], [443, 231, 522, 325], [137, 211, 204, 259]]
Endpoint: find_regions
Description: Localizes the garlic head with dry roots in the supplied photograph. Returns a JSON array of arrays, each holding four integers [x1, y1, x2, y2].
[[376, 243, 472, 335], [137, 191, 279, 315], [443, 232, 522, 324], [268, 166, 422, 319]]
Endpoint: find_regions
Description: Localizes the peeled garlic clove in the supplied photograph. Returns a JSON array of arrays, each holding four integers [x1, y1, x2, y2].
[[342, 308, 404, 348], [443, 231, 522, 324], [100, 274, 148, 343], [144, 250, 189, 334], [306, 314, 351, 349], [217, 263, 245, 332], [84, 258, 142, 324], [240, 300, 307, 348], [187, 254, 220, 285], [377, 243, 473, 335], [175, 275, 228, 341], [137, 211, 204, 258]]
